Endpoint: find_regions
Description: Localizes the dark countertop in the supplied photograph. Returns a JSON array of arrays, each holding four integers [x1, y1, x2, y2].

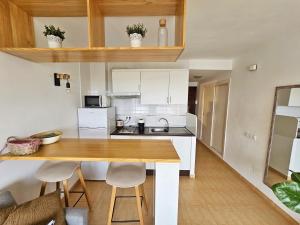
[[111, 127, 195, 137]]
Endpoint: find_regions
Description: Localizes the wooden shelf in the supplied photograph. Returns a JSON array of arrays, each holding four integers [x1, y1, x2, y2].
[[1, 47, 184, 62], [0, 0, 186, 62]]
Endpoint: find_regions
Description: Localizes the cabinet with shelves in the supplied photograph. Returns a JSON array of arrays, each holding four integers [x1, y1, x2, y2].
[[112, 70, 141, 94], [140, 69, 189, 105], [0, 0, 186, 62]]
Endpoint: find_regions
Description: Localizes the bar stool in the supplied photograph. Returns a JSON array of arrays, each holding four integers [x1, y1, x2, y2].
[[106, 162, 148, 225], [35, 161, 92, 208]]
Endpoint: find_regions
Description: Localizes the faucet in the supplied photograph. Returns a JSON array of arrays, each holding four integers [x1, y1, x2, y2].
[[159, 118, 169, 131]]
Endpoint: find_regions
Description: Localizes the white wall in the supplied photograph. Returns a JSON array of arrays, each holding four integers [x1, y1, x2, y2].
[[0, 52, 81, 203], [225, 34, 300, 221], [79, 62, 107, 107], [33, 17, 88, 48], [105, 16, 175, 47]]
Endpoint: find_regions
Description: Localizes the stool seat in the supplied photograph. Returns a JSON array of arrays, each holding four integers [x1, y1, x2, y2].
[[36, 161, 80, 183], [35, 161, 91, 209], [106, 162, 146, 188]]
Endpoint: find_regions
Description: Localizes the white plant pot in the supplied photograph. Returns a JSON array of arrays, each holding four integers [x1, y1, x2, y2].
[[47, 35, 63, 48], [129, 33, 143, 47]]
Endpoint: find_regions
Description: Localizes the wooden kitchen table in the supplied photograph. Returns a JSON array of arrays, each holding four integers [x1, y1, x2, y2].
[[0, 139, 181, 225]]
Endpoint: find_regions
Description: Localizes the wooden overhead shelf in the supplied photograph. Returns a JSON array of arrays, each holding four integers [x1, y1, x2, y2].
[[1, 47, 184, 62], [0, 0, 186, 62]]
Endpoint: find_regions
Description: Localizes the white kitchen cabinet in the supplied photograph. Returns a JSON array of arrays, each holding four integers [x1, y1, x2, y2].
[[110, 135, 194, 173], [112, 70, 141, 93], [169, 70, 189, 105], [141, 71, 170, 105], [171, 137, 192, 170]]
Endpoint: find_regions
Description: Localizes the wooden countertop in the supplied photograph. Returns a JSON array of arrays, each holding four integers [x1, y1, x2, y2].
[[0, 139, 180, 163]]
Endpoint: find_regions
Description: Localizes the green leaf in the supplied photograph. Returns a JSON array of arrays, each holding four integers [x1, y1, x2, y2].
[[291, 173, 300, 183], [272, 181, 300, 213]]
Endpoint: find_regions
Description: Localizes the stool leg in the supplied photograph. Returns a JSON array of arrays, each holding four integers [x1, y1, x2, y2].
[[107, 186, 117, 225], [56, 182, 60, 191], [76, 167, 92, 209], [63, 180, 70, 207], [140, 185, 148, 214], [40, 182, 47, 196], [135, 186, 144, 225]]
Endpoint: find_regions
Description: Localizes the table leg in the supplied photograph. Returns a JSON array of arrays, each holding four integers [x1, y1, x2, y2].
[[155, 163, 180, 225]]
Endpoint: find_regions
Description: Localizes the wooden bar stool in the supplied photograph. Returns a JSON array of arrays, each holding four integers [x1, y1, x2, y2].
[[35, 161, 92, 208], [106, 162, 148, 225]]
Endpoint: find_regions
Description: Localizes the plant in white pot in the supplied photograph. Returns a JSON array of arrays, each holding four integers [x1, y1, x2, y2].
[[126, 23, 147, 47], [43, 25, 65, 48]]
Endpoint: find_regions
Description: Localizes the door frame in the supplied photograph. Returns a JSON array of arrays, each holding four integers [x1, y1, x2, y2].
[[211, 81, 230, 157], [199, 79, 230, 158]]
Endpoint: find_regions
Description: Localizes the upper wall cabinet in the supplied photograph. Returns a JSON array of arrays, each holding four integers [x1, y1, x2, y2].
[[141, 71, 170, 105], [0, 0, 186, 62], [112, 70, 141, 94], [169, 70, 189, 105], [140, 69, 189, 105]]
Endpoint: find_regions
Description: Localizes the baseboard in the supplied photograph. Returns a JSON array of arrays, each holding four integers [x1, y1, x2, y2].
[[146, 169, 190, 176], [198, 140, 299, 225]]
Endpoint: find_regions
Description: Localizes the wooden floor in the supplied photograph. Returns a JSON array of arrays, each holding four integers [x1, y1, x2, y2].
[[70, 142, 298, 225]]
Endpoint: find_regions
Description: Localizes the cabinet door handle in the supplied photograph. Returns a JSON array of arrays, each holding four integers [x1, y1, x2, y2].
[[170, 96, 172, 104], [167, 97, 169, 104]]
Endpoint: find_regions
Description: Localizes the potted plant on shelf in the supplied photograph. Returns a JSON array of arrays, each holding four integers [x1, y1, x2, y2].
[[126, 23, 147, 47], [272, 171, 300, 213], [43, 25, 66, 48]]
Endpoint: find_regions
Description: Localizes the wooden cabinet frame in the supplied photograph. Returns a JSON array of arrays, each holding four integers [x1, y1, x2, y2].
[[0, 0, 186, 62]]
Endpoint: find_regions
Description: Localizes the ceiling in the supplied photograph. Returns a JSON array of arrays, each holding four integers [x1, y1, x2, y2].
[[181, 0, 300, 59]]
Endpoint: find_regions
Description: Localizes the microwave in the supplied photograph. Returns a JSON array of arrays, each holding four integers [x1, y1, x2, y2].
[[84, 95, 110, 108]]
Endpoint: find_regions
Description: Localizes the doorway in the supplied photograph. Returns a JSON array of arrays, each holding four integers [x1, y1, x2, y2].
[[211, 83, 229, 156], [188, 86, 198, 114], [200, 81, 229, 157]]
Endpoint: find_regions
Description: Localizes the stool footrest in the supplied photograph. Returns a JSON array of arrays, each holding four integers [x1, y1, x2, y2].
[[111, 196, 144, 223]]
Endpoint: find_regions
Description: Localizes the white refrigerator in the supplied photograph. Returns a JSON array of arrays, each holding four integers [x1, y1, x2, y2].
[[78, 107, 115, 180]]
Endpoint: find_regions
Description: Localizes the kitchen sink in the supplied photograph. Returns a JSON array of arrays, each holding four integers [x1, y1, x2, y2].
[[150, 128, 169, 133]]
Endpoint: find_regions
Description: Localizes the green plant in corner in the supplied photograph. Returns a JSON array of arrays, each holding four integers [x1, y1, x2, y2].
[[43, 25, 65, 40], [126, 23, 147, 38], [272, 172, 300, 213]]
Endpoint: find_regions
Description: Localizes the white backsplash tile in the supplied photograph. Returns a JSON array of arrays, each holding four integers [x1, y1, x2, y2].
[[112, 97, 187, 127]]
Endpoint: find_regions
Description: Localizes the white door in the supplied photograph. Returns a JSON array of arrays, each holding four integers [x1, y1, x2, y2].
[[201, 85, 215, 146], [171, 137, 191, 170], [169, 70, 189, 104], [141, 71, 170, 105], [112, 71, 141, 93], [78, 108, 107, 128], [211, 83, 229, 156]]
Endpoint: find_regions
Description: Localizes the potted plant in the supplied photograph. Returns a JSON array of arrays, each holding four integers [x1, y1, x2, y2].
[[272, 171, 300, 213], [126, 23, 147, 47], [43, 25, 65, 48]]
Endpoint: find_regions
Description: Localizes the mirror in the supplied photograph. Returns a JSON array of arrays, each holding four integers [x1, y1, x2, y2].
[[264, 85, 300, 187]]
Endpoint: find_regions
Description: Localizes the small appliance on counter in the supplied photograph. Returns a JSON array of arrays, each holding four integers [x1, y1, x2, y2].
[[84, 95, 110, 108], [116, 119, 124, 130], [138, 119, 145, 134]]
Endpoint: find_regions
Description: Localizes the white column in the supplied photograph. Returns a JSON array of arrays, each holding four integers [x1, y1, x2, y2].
[[190, 136, 197, 177], [155, 162, 180, 225]]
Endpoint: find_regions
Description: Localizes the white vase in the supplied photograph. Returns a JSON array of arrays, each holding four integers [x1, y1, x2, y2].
[[129, 33, 142, 47], [47, 35, 63, 48]]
